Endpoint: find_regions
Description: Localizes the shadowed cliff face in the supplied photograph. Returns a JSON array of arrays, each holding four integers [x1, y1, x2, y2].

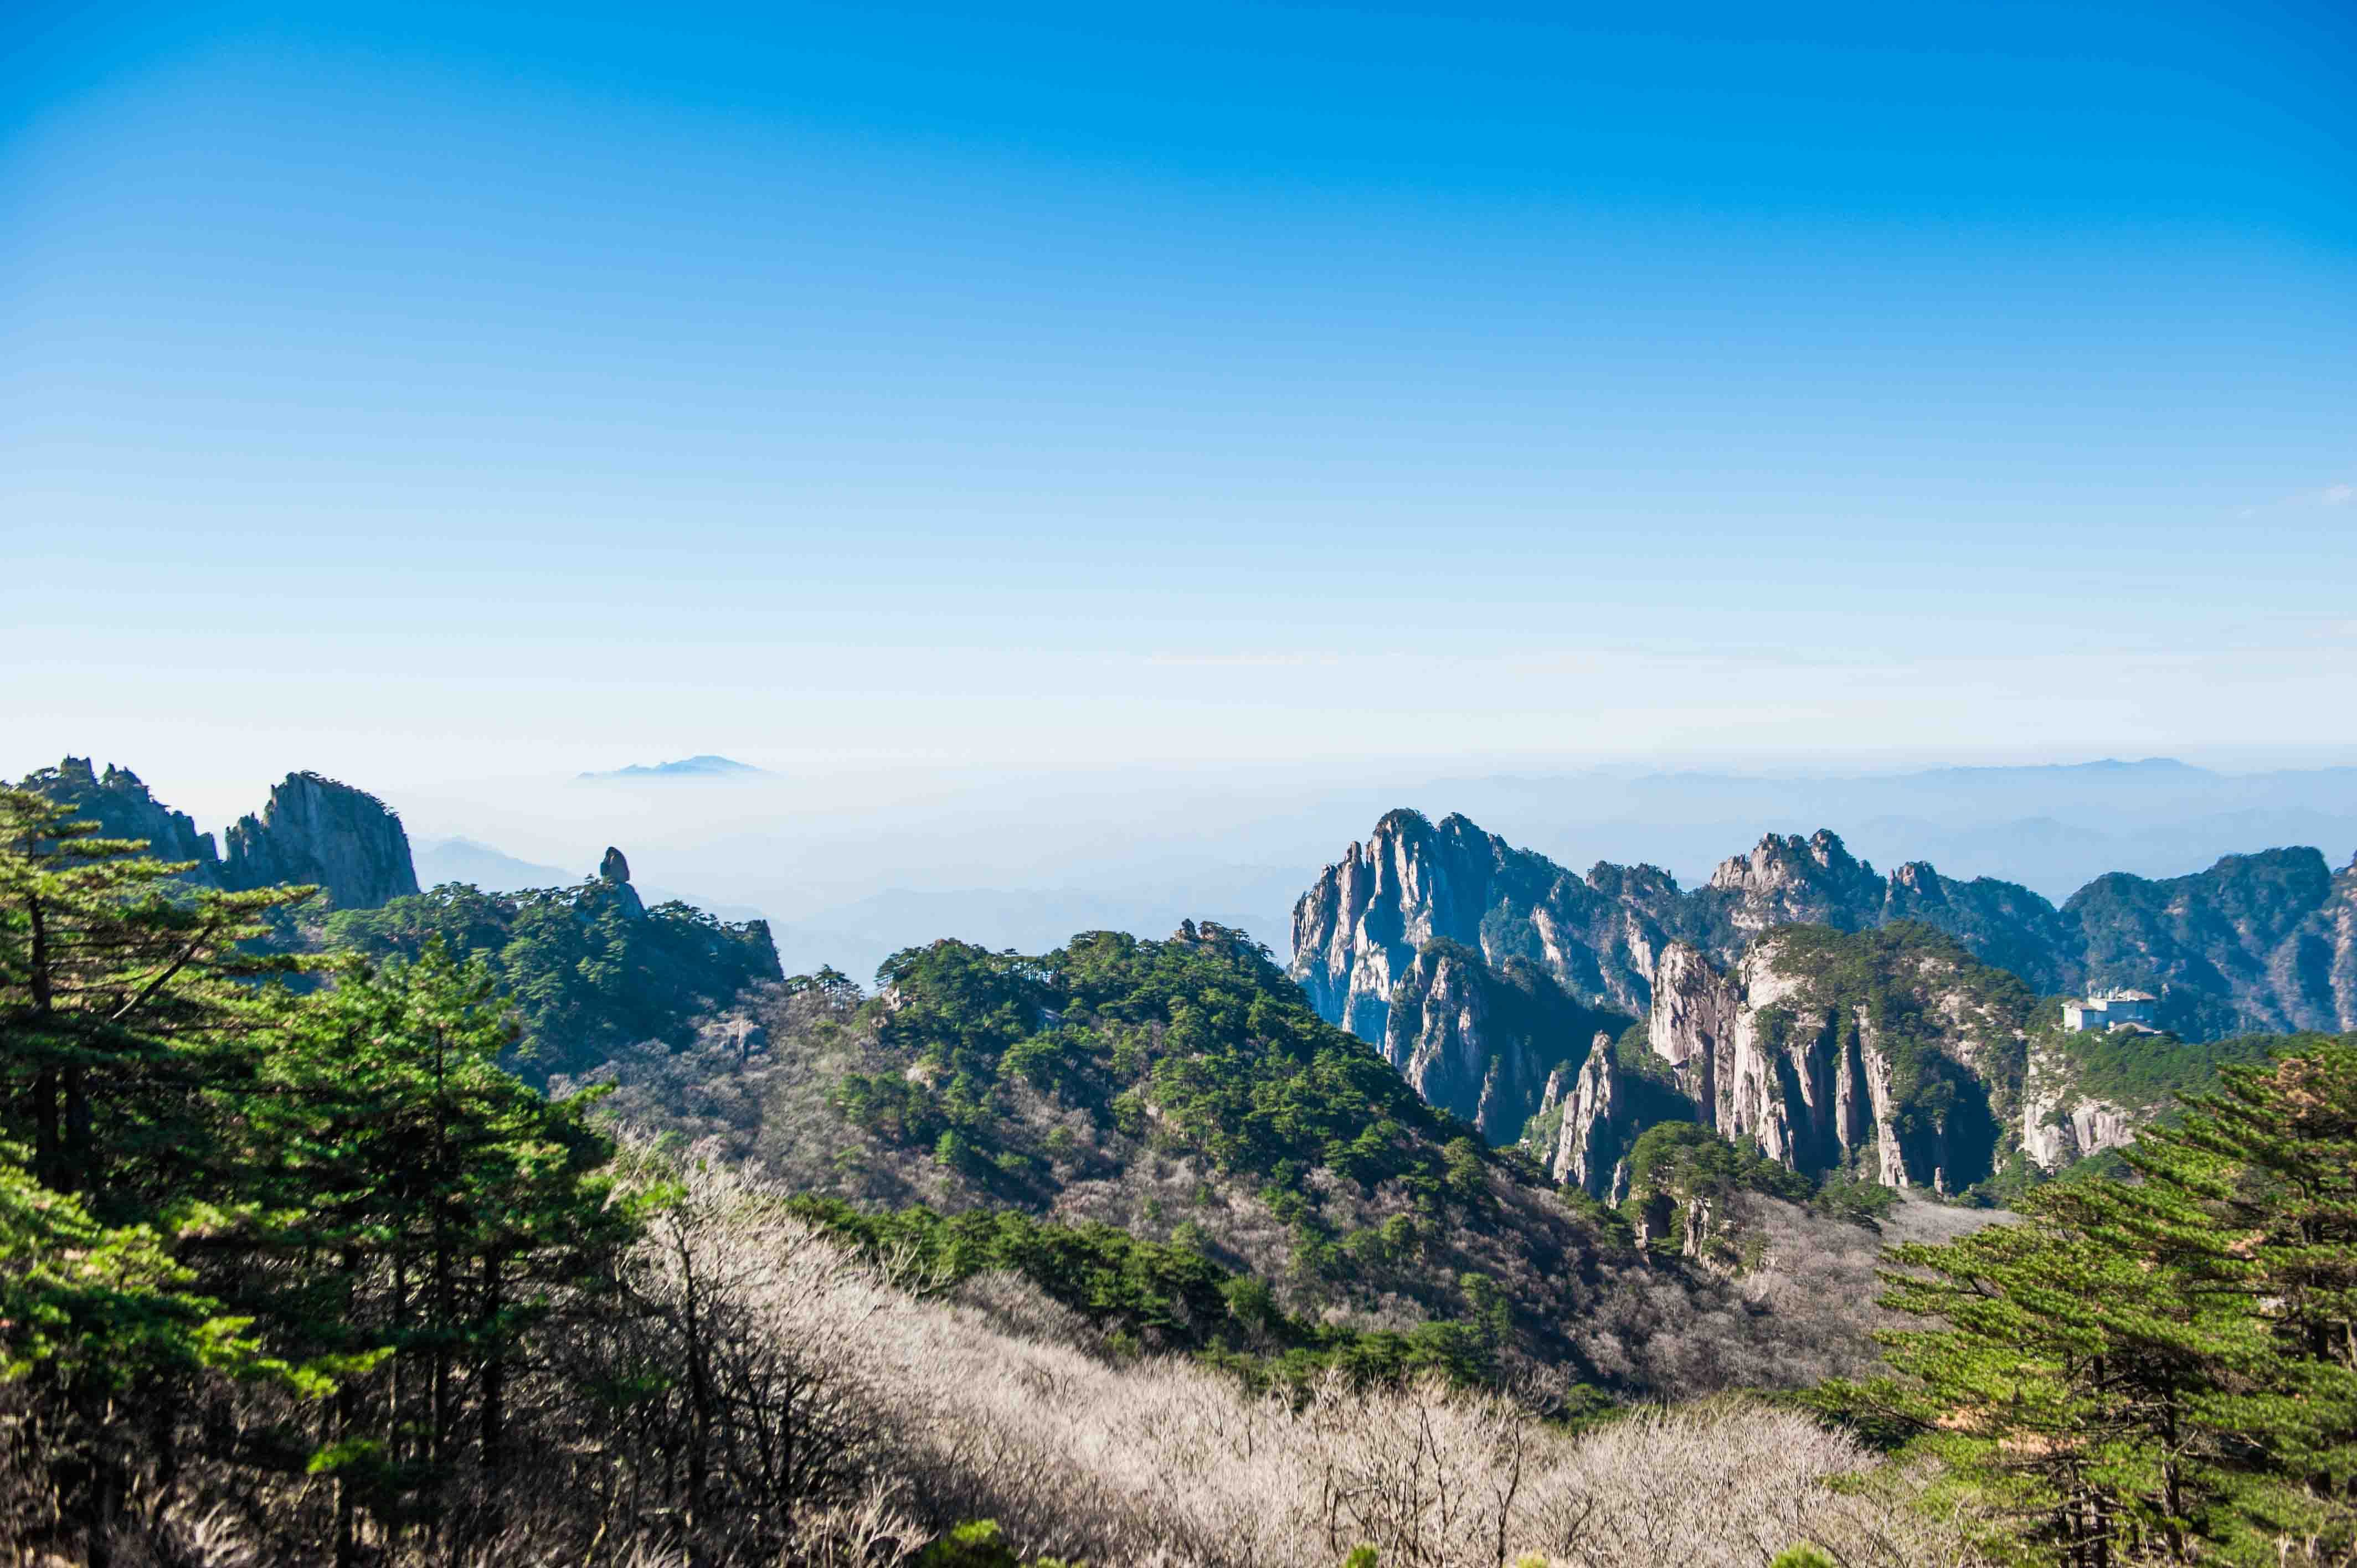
[[2066, 847, 2357, 1034], [1377, 941, 1635, 1143], [16, 757, 224, 880], [223, 772, 420, 910]]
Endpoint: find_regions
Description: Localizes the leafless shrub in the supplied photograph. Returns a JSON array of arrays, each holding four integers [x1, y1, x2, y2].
[[560, 1156, 1994, 1568]]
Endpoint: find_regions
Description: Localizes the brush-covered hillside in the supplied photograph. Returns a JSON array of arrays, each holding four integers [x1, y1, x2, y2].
[[584, 920, 1965, 1399]]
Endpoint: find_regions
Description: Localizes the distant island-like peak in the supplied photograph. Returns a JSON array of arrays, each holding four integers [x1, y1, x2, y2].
[[577, 754, 769, 780]]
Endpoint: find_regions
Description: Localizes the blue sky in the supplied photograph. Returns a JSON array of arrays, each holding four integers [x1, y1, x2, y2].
[[5, 0, 2354, 828]]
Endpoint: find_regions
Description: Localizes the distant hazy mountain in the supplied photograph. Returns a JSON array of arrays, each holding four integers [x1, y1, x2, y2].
[[1418, 757, 2357, 901], [413, 836, 572, 891], [577, 755, 769, 780]]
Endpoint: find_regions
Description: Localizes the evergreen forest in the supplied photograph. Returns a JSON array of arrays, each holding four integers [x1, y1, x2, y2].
[[3, 782, 2353, 1568]]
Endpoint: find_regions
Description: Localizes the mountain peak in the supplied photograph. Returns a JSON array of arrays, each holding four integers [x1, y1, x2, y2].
[[577, 755, 769, 781]]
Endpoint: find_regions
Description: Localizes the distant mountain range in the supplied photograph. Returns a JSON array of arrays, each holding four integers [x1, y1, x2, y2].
[[1293, 808, 2357, 1043], [21, 752, 2356, 1200], [1290, 807, 2357, 1199], [577, 755, 769, 780]]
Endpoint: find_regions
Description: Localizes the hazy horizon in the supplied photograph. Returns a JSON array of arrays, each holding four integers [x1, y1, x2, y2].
[[23, 744, 2355, 982], [8, 1, 2353, 818]]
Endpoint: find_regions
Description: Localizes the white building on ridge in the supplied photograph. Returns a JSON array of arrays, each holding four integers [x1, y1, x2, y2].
[[2063, 987, 2159, 1033]]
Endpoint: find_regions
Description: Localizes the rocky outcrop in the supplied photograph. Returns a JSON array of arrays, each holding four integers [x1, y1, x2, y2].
[[1702, 829, 1885, 936], [1293, 815, 2068, 1036], [2019, 1044, 2139, 1171], [1541, 1035, 1634, 1200], [1291, 811, 1731, 1040], [1381, 943, 1634, 1141], [1641, 926, 2027, 1192], [20, 758, 424, 913], [1645, 942, 1740, 1118], [223, 773, 420, 910], [17, 758, 223, 880], [597, 844, 648, 919], [1294, 811, 2357, 1049]]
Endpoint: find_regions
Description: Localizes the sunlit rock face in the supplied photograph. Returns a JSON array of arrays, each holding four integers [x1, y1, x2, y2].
[[1541, 1034, 1632, 1200], [1290, 809, 1690, 1041], [1295, 812, 2357, 1066], [1293, 813, 2078, 1038], [1641, 927, 2032, 1193]]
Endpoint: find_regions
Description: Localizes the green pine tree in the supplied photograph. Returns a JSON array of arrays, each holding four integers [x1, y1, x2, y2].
[[0, 785, 324, 1558], [2103, 1036, 2357, 1559], [1829, 1031, 2357, 1567], [0, 783, 309, 1207], [238, 943, 636, 1558]]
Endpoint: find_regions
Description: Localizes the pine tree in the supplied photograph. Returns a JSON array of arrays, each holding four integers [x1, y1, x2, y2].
[[0, 784, 324, 1558], [0, 784, 309, 1208], [238, 943, 636, 1557], [1832, 1031, 2357, 1567], [2106, 1037, 2357, 1559], [1850, 1188, 2241, 1565]]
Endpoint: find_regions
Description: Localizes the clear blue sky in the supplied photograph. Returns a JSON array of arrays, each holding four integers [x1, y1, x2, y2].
[[6, 0, 2354, 825]]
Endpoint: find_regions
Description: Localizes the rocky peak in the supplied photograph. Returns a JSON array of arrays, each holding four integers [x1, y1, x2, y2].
[[1705, 829, 1884, 935], [1290, 808, 1534, 1040], [1889, 860, 1938, 893], [16, 756, 222, 879], [223, 772, 420, 911], [600, 845, 631, 883], [1380, 943, 1635, 1143], [1542, 1034, 1632, 1200]]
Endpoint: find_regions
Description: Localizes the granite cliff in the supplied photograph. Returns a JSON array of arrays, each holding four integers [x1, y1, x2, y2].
[[222, 771, 420, 910], [17, 757, 225, 880], [19, 757, 423, 913], [1377, 940, 1634, 1142], [1640, 925, 2031, 1192], [1525, 924, 2172, 1194], [1293, 810, 2357, 1048], [1297, 810, 2355, 1191]]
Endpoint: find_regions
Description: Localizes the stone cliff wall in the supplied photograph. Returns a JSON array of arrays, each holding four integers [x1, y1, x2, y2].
[[1294, 811, 2357, 1053], [1640, 929, 2024, 1192], [1381, 942, 1635, 1143], [223, 772, 420, 910]]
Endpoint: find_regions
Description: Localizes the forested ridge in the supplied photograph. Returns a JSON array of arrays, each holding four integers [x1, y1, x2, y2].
[[4, 782, 2354, 1567]]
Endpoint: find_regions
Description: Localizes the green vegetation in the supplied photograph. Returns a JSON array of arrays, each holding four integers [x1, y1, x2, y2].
[[2040, 1014, 2284, 1108], [1757, 922, 2034, 1186], [17, 768, 2356, 1565], [790, 1195, 1501, 1389], [0, 786, 636, 1557], [325, 876, 780, 1081], [1618, 1122, 1810, 1261], [1825, 1031, 2357, 1565], [838, 926, 1486, 1212]]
